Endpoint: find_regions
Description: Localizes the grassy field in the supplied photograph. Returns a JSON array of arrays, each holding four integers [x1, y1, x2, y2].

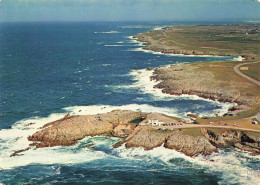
[[189, 61, 260, 124], [241, 62, 260, 81], [153, 60, 260, 125], [181, 128, 203, 137], [136, 24, 260, 60]]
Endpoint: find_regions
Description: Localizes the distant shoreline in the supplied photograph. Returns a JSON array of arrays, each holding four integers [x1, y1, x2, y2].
[[134, 24, 260, 61]]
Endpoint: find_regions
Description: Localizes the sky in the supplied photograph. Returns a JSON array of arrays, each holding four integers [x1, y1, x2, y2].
[[0, 0, 259, 22]]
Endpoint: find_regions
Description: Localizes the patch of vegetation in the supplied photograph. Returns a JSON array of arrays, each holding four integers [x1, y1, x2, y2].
[[181, 128, 204, 137], [206, 128, 232, 135], [241, 62, 260, 81], [244, 131, 260, 138], [188, 61, 260, 123]]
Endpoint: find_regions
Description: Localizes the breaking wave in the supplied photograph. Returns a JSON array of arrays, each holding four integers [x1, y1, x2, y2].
[[111, 68, 235, 117], [115, 145, 260, 185]]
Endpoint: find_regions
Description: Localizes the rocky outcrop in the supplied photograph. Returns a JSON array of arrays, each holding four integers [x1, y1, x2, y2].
[[112, 123, 137, 137], [202, 129, 260, 155], [28, 110, 146, 148], [28, 115, 114, 147], [115, 126, 260, 156], [124, 126, 171, 150], [164, 132, 218, 156], [202, 128, 242, 147], [116, 127, 217, 156]]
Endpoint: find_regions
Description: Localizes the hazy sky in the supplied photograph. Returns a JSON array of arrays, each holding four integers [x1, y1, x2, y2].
[[0, 0, 259, 22]]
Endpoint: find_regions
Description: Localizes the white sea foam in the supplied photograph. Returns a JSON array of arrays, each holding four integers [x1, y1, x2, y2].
[[125, 36, 140, 44], [104, 45, 123, 47], [113, 68, 234, 117], [130, 47, 234, 59], [115, 145, 260, 185], [118, 25, 155, 29], [94, 31, 119, 34], [115, 144, 193, 163], [196, 149, 260, 184], [153, 26, 164, 31], [64, 104, 180, 118], [0, 136, 109, 169], [0, 113, 66, 169], [233, 56, 244, 61], [101, 64, 111, 66]]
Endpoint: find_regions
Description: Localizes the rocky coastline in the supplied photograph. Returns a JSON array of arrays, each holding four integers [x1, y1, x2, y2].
[[149, 63, 260, 116], [11, 110, 260, 157]]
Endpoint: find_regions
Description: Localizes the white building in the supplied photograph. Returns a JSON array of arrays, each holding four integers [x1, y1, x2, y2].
[[147, 118, 164, 126]]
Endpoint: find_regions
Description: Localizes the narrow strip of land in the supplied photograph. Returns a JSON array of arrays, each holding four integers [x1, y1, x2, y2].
[[152, 124, 260, 132], [233, 61, 260, 86]]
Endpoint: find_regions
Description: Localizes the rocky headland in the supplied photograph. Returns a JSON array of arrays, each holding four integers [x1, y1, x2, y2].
[[11, 110, 259, 157], [150, 62, 260, 118], [28, 110, 145, 148]]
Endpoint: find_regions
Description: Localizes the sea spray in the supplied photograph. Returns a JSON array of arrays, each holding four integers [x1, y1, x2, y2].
[[119, 68, 235, 117], [114, 145, 260, 185]]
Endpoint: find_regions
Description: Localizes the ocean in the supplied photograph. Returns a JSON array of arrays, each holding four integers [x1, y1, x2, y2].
[[0, 21, 259, 184]]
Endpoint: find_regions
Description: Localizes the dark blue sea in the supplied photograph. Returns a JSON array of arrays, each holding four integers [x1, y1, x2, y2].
[[0, 21, 259, 184]]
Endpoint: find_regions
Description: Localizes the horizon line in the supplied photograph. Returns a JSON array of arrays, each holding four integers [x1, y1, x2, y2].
[[0, 19, 259, 24]]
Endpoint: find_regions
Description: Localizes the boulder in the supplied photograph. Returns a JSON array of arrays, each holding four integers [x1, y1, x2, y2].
[[164, 132, 217, 156]]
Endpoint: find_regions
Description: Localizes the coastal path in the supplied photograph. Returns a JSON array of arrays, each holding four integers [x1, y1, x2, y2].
[[233, 61, 260, 87], [153, 124, 260, 133]]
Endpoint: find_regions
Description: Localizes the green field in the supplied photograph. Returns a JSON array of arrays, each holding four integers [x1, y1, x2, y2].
[[136, 24, 260, 60], [189, 61, 260, 123], [241, 62, 260, 81]]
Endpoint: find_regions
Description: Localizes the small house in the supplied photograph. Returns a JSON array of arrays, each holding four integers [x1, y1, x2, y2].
[[147, 118, 164, 126]]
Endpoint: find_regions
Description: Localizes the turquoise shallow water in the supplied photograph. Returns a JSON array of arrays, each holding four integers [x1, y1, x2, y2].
[[0, 21, 259, 184]]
